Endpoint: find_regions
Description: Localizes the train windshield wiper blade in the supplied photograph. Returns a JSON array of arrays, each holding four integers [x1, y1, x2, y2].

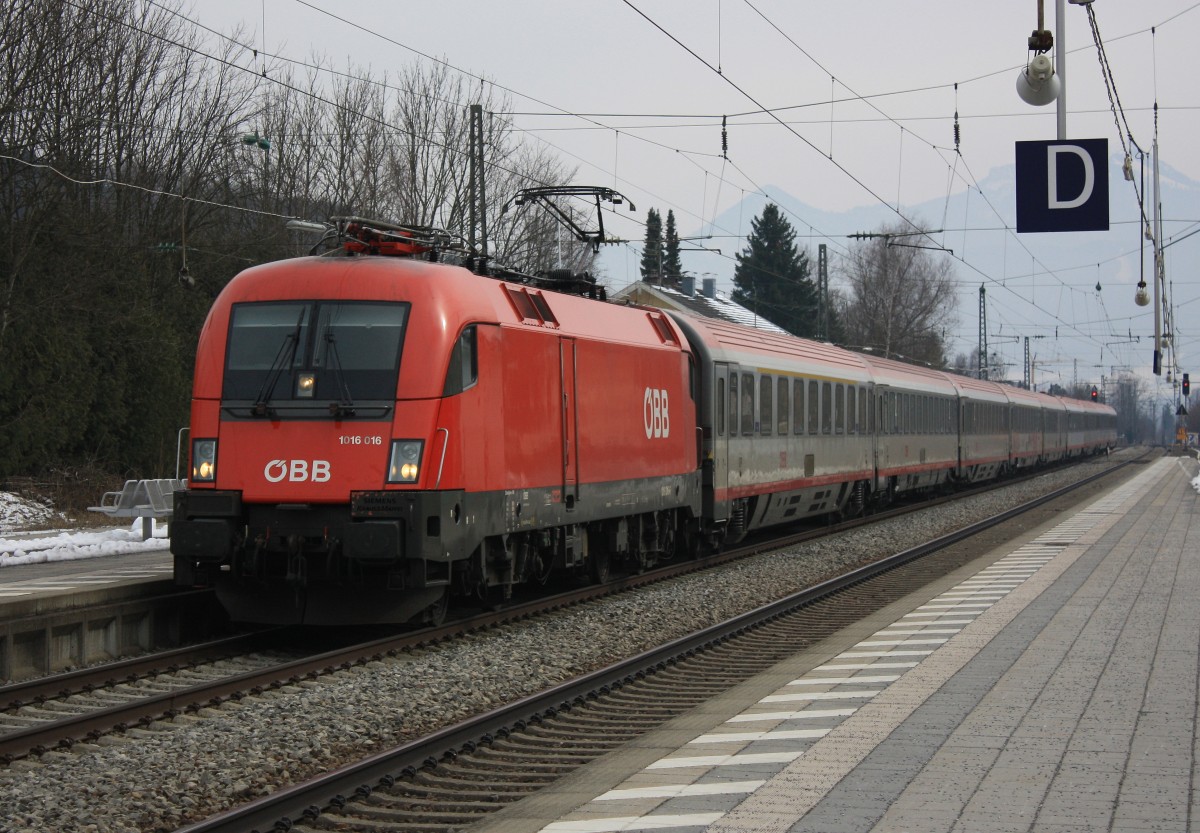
[[253, 310, 305, 417], [322, 327, 356, 417]]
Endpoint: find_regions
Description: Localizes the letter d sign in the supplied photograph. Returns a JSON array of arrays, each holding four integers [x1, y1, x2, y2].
[[1015, 138, 1109, 233]]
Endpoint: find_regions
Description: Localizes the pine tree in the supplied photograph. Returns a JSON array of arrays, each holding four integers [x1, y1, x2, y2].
[[639, 208, 663, 282], [663, 209, 682, 284], [732, 203, 819, 337]]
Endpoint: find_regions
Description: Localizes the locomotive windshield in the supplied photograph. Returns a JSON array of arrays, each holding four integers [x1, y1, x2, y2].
[[223, 301, 409, 412]]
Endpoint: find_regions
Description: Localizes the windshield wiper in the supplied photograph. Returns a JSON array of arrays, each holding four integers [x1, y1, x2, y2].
[[253, 310, 305, 417], [322, 327, 357, 418]]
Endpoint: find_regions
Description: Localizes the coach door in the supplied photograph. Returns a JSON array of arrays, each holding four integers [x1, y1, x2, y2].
[[560, 337, 579, 508], [708, 362, 732, 520]]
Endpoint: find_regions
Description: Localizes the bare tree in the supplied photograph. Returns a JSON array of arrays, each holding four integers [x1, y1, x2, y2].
[[836, 222, 958, 367], [0, 0, 593, 479]]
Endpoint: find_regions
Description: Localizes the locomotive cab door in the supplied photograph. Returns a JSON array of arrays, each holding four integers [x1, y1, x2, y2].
[[560, 337, 579, 508]]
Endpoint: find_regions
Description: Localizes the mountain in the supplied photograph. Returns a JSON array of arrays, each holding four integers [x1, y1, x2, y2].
[[664, 154, 1199, 376]]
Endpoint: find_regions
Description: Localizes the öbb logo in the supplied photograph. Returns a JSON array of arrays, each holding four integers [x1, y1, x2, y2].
[[643, 388, 670, 439], [264, 460, 331, 483]]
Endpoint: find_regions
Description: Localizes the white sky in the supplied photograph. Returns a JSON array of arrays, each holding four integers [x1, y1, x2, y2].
[[186, 0, 1200, 403]]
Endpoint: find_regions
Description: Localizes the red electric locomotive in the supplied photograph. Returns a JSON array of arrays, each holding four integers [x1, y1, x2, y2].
[[171, 220, 701, 625]]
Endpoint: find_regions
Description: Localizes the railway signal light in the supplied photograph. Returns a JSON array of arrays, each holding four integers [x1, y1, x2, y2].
[[1090, 386, 1098, 401], [1184, 373, 1191, 397]]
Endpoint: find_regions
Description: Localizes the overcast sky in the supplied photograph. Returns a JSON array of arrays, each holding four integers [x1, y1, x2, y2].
[[189, 0, 1199, 401]]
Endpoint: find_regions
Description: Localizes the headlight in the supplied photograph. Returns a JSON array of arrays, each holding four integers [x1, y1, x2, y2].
[[387, 439, 424, 484], [192, 438, 217, 483], [295, 372, 316, 398]]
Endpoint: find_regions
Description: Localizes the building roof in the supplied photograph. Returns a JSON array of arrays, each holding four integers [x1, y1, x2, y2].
[[611, 280, 791, 335]]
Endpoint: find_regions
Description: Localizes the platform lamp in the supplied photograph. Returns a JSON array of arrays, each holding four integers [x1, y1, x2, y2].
[[1017, 0, 1094, 140]]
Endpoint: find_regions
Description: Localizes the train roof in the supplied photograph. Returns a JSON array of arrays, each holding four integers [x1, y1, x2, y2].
[[1058, 396, 1117, 417], [667, 312, 873, 383], [192, 255, 693, 400], [856, 353, 958, 396], [945, 374, 1012, 404], [206, 254, 690, 348]]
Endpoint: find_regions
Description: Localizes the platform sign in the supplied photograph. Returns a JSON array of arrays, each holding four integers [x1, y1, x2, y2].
[[1015, 139, 1109, 233]]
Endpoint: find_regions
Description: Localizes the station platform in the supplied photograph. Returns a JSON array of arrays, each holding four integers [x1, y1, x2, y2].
[[477, 454, 1200, 833], [0, 548, 216, 682], [0, 549, 173, 615]]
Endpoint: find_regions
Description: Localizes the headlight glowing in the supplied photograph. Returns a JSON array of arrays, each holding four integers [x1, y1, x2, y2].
[[192, 438, 218, 483], [296, 372, 316, 398], [387, 440, 424, 484]]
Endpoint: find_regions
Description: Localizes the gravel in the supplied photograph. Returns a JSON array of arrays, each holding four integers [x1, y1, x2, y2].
[[0, 451, 1140, 833]]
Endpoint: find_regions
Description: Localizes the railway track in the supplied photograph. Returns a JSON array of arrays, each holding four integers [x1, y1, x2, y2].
[[0, 453, 1144, 771], [161, 450, 1148, 833]]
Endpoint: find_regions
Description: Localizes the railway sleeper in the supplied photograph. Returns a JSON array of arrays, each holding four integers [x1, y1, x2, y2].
[[604, 679, 726, 698], [485, 736, 618, 757], [547, 702, 686, 720], [347, 799, 505, 818], [515, 722, 643, 741], [542, 713, 677, 732], [365, 783, 532, 803], [469, 745, 598, 765], [412, 766, 555, 788], [303, 810, 485, 829], [444, 756, 582, 774]]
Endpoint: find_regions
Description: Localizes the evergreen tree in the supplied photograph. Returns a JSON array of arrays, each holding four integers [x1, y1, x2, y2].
[[663, 209, 682, 284], [732, 203, 819, 337], [639, 208, 663, 282]]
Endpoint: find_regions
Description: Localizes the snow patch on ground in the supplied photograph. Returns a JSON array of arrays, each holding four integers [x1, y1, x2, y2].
[[0, 491, 63, 531], [0, 491, 170, 567]]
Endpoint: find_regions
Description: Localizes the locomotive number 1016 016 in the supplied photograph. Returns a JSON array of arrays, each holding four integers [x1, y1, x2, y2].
[[338, 435, 384, 445]]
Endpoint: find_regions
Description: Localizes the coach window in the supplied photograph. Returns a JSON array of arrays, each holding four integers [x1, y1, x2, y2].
[[847, 385, 856, 434], [821, 381, 832, 434], [811, 381, 820, 434], [729, 373, 738, 435], [793, 380, 805, 434], [778, 377, 790, 435], [760, 375, 773, 436], [833, 384, 844, 434], [741, 373, 754, 436], [716, 377, 726, 436]]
